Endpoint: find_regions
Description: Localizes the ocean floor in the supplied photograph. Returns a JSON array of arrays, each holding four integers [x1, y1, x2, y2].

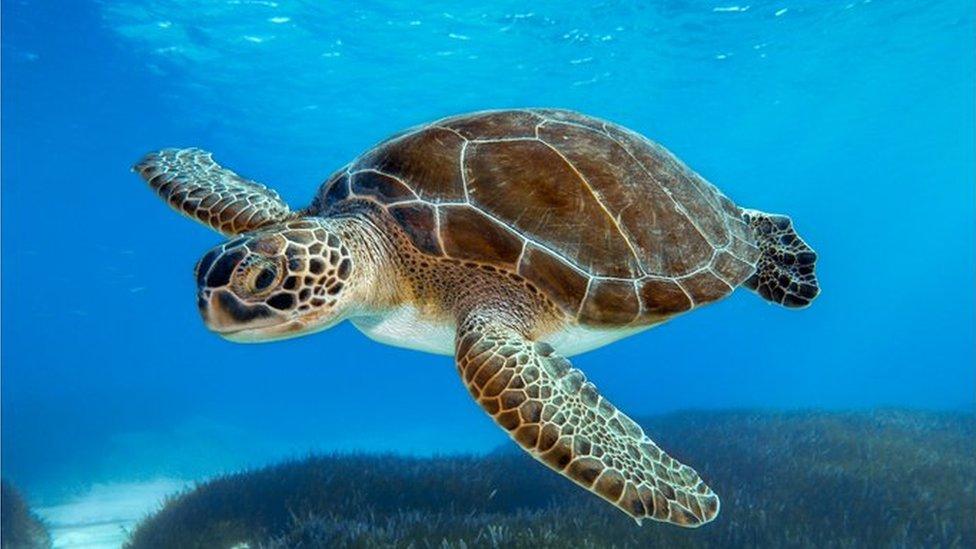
[[8, 409, 974, 548], [34, 479, 187, 549]]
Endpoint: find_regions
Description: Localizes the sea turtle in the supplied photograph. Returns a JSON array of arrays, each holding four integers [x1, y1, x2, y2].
[[134, 109, 819, 527]]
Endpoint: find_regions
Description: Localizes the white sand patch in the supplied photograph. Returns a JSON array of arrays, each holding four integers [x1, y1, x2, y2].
[[36, 479, 188, 549]]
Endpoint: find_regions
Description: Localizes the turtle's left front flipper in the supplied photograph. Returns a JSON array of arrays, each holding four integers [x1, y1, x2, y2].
[[134, 148, 292, 235], [455, 314, 720, 527]]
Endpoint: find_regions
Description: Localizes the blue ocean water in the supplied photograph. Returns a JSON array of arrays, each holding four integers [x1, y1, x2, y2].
[[1, 0, 973, 540]]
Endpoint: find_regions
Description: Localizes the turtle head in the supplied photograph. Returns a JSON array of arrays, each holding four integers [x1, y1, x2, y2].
[[195, 219, 356, 343]]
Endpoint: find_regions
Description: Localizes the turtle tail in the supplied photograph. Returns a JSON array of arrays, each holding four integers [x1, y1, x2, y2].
[[740, 209, 820, 308]]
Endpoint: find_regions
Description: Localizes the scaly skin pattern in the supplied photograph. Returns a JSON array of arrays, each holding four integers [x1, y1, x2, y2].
[[741, 209, 820, 308], [455, 310, 720, 526], [193, 218, 357, 340], [134, 148, 292, 235]]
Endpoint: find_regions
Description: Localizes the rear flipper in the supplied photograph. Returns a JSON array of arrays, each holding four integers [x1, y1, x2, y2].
[[741, 209, 820, 308]]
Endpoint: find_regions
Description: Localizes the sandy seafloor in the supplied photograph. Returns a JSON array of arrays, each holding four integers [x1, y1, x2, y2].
[[35, 480, 185, 548]]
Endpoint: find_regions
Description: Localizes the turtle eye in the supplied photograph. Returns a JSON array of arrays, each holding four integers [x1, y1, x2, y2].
[[253, 266, 277, 291], [236, 257, 282, 297]]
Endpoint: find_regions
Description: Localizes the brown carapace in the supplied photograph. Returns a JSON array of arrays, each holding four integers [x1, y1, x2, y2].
[[311, 108, 781, 324], [135, 109, 820, 528]]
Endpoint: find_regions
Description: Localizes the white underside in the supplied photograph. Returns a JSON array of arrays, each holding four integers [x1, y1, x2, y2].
[[543, 323, 652, 357], [351, 305, 653, 358], [352, 307, 457, 356]]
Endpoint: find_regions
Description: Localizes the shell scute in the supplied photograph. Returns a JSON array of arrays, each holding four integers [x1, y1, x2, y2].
[[536, 121, 718, 277], [312, 171, 350, 212], [638, 278, 693, 315], [351, 170, 417, 203], [438, 205, 523, 264], [357, 126, 465, 202], [713, 250, 755, 284], [678, 270, 731, 306], [646, 155, 730, 249], [389, 203, 442, 256], [531, 109, 606, 132], [517, 243, 589, 315], [728, 235, 761, 266], [466, 139, 640, 278], [579, 279, 640, 325], [440, 110, 542, 140], [589, 123, 717, 275]]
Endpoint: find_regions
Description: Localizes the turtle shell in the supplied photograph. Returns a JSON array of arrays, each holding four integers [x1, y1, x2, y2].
[[312, 109, 760, 325]]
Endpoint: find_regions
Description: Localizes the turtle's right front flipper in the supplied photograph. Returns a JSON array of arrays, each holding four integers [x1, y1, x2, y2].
[[134, 148, 292, 235], [455, 313, 720, 527]]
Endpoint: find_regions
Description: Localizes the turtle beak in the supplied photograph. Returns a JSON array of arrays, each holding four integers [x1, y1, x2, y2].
[[199, 289, 281, 340]]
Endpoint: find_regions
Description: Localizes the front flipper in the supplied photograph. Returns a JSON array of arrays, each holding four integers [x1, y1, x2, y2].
[[455, 315, 719, 527], [134, 148, 292, 235]]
